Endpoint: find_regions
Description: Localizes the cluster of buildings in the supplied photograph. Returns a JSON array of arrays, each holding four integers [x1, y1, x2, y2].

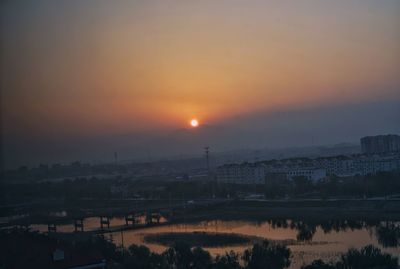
[[216, 162, 329, 185], [216, 135, 400, 185]]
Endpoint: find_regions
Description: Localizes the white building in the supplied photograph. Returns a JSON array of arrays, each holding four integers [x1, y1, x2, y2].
[[217, 163, 327, 184], [287, 168, 327, 182], [314, 154, 400, 177], [216, 163, 266, 184], [216, 153, 400, 184]]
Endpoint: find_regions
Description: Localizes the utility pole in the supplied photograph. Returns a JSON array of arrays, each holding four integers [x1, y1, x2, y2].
[[205, 146, 210, 175], [114, 152, 118, 165], [120, 228, 124, 251], [205, 146, 215, 199]]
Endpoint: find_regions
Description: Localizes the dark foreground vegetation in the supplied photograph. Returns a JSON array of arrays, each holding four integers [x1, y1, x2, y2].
[[0, 229, 398, 269]]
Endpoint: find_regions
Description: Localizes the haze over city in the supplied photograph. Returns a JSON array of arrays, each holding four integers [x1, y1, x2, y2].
[[1, 0, 400, 168], [2, 1, 400, 269]]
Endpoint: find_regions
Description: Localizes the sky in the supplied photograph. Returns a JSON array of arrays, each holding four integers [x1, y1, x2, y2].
[[1, 0, 400, 168]]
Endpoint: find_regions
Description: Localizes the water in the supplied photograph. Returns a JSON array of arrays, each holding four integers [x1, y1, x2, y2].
[[28, 218, 400, 269], [107, 219, 400, 269]]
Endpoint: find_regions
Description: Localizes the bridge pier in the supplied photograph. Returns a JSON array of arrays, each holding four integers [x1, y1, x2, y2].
[[100, 216, 110, 230], [125, 213, 136, 226], [145, 212, 153, 225], [48, 223, 57, 233], [74, 218, 84, 232], [154, 214, 160, 224], [145, 211, 161, 225]]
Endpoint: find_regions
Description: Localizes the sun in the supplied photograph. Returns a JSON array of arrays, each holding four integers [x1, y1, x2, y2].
[[190, 119, 199, 128]]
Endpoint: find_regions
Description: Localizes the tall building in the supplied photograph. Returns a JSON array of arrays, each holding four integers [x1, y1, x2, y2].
[[361, 134, 400, 154]]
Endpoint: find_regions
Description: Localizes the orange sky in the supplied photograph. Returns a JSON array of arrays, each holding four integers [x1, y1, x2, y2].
[[1, 0, 400, 136]]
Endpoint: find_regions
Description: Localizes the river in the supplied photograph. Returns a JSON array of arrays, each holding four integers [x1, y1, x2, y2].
[[30, 217, 400, 269]]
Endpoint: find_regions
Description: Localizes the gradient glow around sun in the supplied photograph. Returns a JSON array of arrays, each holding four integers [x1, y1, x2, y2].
[[190, 119, 199, 127]]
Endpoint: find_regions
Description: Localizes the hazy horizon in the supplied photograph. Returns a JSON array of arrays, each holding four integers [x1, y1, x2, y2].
[[2, 98, 399, 169]]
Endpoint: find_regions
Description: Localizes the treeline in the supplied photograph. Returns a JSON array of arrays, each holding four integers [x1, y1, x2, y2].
[[302, 245, 399, 269], [265, 171, 400, 199], [267, 219, 400, 247], [2, 171, 400, 204], [112, 241, 398, 269], [85, 240, 400, 269], [2, 177, 113, 203]]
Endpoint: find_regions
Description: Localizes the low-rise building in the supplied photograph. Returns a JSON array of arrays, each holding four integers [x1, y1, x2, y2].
[[216, 163, 266, 184], [216, 153, 400, 184], [287, 168, 326, 182]]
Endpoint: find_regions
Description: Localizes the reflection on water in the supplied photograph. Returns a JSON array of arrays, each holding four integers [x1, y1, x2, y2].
[[30, 215, 167, 233], [27, 218, 400, 269], [376, 221, 400, 248], [104, 219, 400, 269], [49, 211, 68, 217]]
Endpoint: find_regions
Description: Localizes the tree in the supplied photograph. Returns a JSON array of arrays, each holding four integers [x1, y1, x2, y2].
[[162, 242, 194, 269], [242, 240, 291, 269], [126, 244, 168, 269], [301, 260, 335, 269], [304, 245, 399, 269], [338, 245, 398, 269], [213, 251, 242, 269], [192, 247, 212, 269], [375, 222, 400, 248], [125, 244, 152, 269], [291, 221, 317, 242]]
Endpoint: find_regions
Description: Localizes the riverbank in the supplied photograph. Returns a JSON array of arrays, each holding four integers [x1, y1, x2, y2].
[[174, 199, 400, 223], [2, 198, 400, 229]]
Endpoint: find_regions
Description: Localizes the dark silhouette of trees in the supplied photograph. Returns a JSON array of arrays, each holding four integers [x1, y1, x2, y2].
[[242, 240, 291, 269], [162, 242, 213, 269], [301, 259, 335, 269], [302, 245, 399, 269], [338, 245, 398, 269], [267, 219, 289, 229], [163, 241, 194, 269], [375, 222, 400, 248], [192, 247, 212, 269], [125, 244, 167, 269], [290, 221, 317, 242], [319, 220, 365, 234], [214, 251, 241, 269], [2, 230, 399, 269]]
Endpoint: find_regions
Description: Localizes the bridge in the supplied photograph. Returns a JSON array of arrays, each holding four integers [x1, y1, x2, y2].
[[6, 199, 228, 234]]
